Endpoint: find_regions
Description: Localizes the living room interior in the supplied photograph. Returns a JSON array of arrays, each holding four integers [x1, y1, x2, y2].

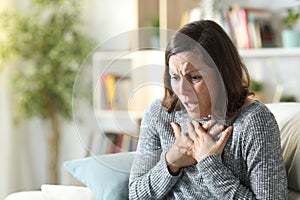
[[1, 0, 300, 199]]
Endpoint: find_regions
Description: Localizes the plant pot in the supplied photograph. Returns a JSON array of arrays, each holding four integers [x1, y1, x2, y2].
[[282, 29, 300, 48]]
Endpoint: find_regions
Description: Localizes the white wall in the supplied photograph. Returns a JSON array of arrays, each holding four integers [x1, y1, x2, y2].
[[81, 0, 138, 49]]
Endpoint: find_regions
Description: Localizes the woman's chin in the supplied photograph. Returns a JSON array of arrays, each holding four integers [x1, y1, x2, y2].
[[187, 110, 211, 119], [187, 112, 201, 119]]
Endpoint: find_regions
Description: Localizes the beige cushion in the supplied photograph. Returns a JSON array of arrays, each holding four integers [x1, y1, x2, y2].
[[288, 190, 300, 200], [280, 113, 300, 192], [41, 184, 95, 200], [266, 103, 300, 128], [267, 103, 300, 196]]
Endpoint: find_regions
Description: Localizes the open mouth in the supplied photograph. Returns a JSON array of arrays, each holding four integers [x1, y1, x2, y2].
[[184, 101, 198, 112]]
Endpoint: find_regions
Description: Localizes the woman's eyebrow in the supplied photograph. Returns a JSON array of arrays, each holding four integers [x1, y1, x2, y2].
[[169, 68, 200, 76], [184, 69, 200, 75]]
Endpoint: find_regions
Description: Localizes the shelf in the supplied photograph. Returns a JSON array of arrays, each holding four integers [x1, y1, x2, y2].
[[239, 47, 300, 58], [230, 0, 300, 11], [95, 110, 143, 135]]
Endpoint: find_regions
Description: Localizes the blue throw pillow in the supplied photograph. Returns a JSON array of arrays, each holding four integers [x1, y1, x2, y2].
[[64, 152, 135, 200]]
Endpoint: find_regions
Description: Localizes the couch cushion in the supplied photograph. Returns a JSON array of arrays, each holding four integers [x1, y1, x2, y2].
[[64, 152, 135, 200], [288, 189, 300, 200], [4, 191, 44, 200], [266, 103, 300, 128], [267, 103, 300, 193], [280, 113, 300, 192], [267, 102, 300, 193], [41, 184, 95, 200]]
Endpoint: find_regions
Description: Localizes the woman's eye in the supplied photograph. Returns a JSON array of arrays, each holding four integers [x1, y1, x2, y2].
[[170, 75, 180, 81], [190, 75, 202, 82]]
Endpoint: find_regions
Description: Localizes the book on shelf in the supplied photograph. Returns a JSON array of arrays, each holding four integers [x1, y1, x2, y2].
[[222, 5, 276, 49], [100, 133, 138, 154], [94, 71, 139, 155], [100, 73, 132, 110], [88, 132, 138, 155]]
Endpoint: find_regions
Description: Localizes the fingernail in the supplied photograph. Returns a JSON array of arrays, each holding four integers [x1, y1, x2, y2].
[[227, 126, 233, 132], [170, 122, 175, 128], [191, 120, 198, 126]]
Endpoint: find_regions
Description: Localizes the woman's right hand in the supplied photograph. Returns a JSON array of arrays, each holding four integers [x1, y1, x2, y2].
[[166, 122, 197, 175]]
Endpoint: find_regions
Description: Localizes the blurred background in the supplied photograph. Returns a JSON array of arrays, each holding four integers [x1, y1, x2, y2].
[[1, 0, 300, 198]]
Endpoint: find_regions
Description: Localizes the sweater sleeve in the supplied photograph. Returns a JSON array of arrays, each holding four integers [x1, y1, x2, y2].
[[128, 100, 181, 199], [196, 108, 288, 199]]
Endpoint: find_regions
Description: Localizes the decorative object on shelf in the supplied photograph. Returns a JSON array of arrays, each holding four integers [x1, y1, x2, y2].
[[250, 79, 264, 92], [199, 0, 222, 23], [282, 8, 300, 48], [250, 79, 266, 102], [0, 0, 93, 184], [280, 94, 297, 102]]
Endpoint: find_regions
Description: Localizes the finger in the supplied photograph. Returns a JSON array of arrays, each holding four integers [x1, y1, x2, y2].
[[216, 126, 233, 150], [171, 122, 181, 137], [202, 119, 216, 131], [180, 131, 194, 147], [186, 121, 197, 140], [209, 124, 224, 137], [191, 120, 205, 135]]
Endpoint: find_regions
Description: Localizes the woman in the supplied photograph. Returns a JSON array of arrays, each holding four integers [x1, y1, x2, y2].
[[129, 20, 287, 199]]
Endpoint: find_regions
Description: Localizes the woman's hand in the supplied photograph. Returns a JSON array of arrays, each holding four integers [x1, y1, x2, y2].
[[166, 122, 197, 175], [186, 120, 233, 162]]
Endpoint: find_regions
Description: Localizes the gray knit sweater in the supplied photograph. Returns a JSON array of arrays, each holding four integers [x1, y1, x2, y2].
[[129, 99, 287, 199]]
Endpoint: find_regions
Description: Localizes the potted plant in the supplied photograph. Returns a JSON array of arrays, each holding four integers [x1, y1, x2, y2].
[[282, 8, 300, 48], [0, 0, 93, 183]]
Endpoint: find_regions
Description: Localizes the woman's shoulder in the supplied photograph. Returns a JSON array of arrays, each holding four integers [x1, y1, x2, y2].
[[232, 100, 280, 145], [235, 100, 276, 125], [144, 98, 164, 114], [243, 100, 271, 114], [143, 98, 175, 120], [236, 100, 278, 129]]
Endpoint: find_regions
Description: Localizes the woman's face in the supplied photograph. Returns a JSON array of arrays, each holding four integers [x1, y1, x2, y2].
[[169, 52, 211, 119]]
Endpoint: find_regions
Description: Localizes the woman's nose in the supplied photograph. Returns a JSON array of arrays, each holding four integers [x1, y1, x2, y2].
[[179, 78, 193, 96]]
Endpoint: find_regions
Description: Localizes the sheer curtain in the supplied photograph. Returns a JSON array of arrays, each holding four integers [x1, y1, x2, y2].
[[0, 67, 24, 199], [0, 67, 48, 199]]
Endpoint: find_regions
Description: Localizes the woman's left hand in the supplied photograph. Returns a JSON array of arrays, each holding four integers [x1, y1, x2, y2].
[[186, 120, 233, 162]]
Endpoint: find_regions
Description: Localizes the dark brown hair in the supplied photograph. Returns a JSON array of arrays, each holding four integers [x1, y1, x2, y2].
[[161, 20, 251, 118]]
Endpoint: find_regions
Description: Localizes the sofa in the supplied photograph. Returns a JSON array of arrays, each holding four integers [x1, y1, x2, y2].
[[5, 102, 300, 200]]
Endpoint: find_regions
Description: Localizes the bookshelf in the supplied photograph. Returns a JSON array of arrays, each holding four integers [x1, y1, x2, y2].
[[226, 0, 300, 11], [239, 47, 300, 58], [92, 50, 165, 154], [90, 0, 300, 154], [239, 47, 300, 103]]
